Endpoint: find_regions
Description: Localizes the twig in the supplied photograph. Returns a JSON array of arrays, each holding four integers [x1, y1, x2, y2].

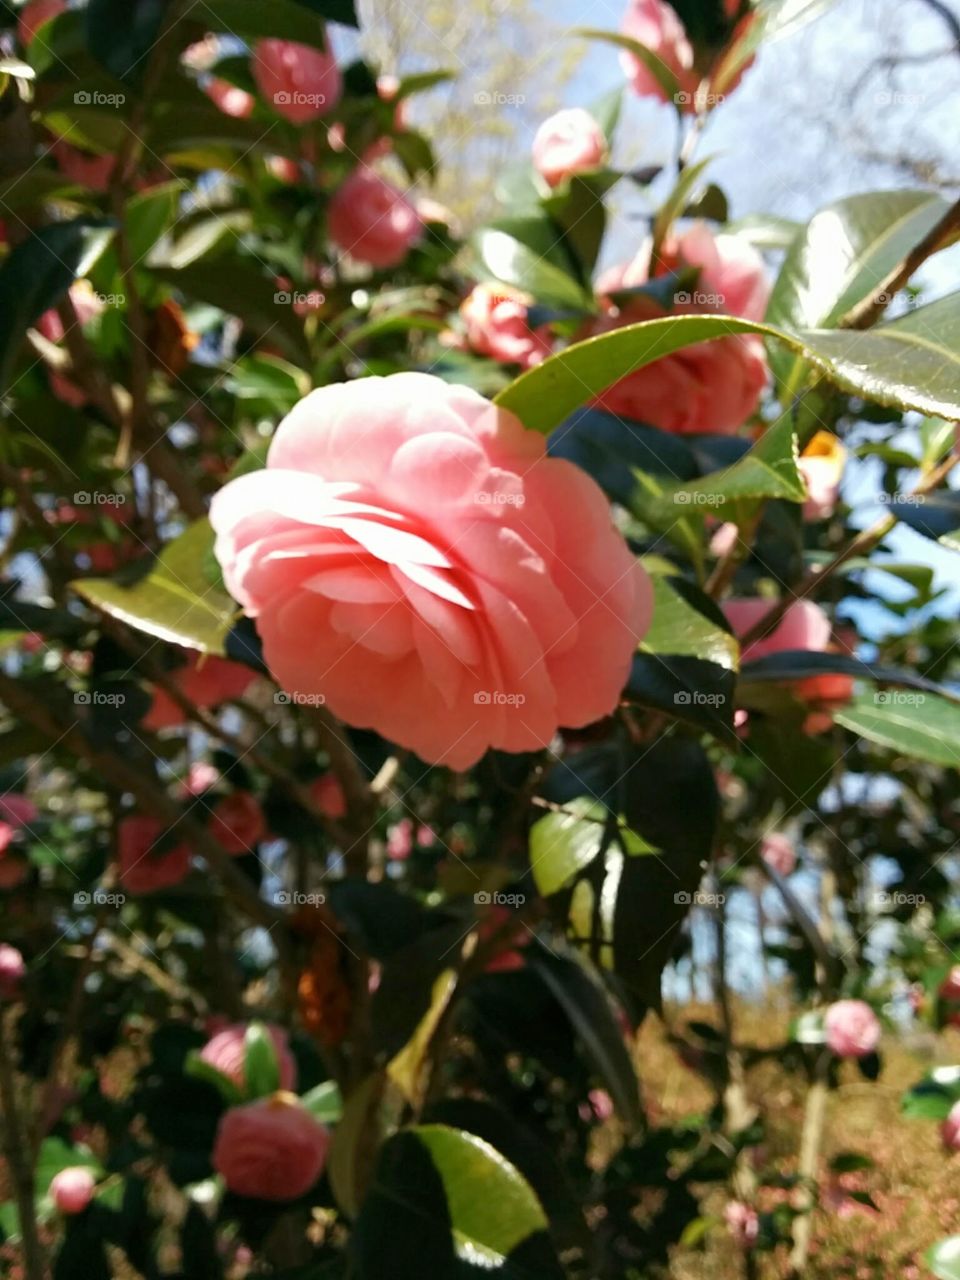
[[0, 1015, 47, 1280]]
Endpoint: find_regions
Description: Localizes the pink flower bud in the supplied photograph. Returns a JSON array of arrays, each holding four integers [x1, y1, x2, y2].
[[327, 167, 422, 269], [620, 0, 698, 110], [0, 944, 25, 1000], [532, 108, 607, 188], [761, 833, 796, 878], [213, 1095, 329, 1200], [200, 1023, 297, 1092], [824, 999, 881, 1059], [252, 38, 342, 125], [50, 1166, 95, 1214], [942, 1100, 960, 1152]]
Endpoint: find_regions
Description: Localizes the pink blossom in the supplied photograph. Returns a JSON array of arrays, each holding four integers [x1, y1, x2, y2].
[[252, 38, 342, 124], [532, 108, 607, 188], [724, 1200, 759, 1248], [212, 1094, 329, 1200], [117, 816, 191, 895], [620, 0, 698, 109], [200, 1023, 297, 1092], [460, 283, 552, 369], [210, 373, 652, 770], [824, 999, 881, 1059], [327, 167, 422, 269], [761, 832, 796, 878], [50, 1166, 95, 1214], [18, 0, 66, 45]]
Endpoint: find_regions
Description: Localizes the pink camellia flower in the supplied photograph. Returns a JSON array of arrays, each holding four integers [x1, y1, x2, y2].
[[213, 1094, 329, 1200], [208, 792, 267, 854], [589, 223, 769, 434], [532, 108, 608, 188], [0, 794, 38, 828], [51, 141, 116, 193], [252, 38, 342, 124], [620, 0, 699, 110], [460, 283, 553, 370], [117, 816, 191, 895], [200, 1023, 297, 1092], [761, 832, 796, 878], [210, 373, 652, 770], [723, 598, 832, 664], [205, 77, 255, 119], [311, 774, 346, 820], [824, 999, 881, 1059], [724, 1200, 760, 1248], [143, 653, 255, 732], [50, 1167, 96, 1215], [18, 0, 66, 45], [327, 167, 422, 269], [0, 944, 26, 1000], [799, 431, 846, 520], [180, 761, 221, 797], [942, 1101, 960, 1152]]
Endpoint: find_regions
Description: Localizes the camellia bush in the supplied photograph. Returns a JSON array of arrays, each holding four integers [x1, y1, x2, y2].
[[1, 0, 960, 1275]]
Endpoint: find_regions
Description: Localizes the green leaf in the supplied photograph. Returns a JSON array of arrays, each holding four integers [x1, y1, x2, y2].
[[151, 261, 309, 363], [920, 417, 956, 470], [834, 690, 960, 768], [357, 1124, 559, 1276], [495, 306, 960, 433], [474, 219, 592, 310], [627, 654, 736, 742], [927, 1236, 960, 1280], [725, 213, 802, 251], [652, 157, 714, 256], [642, 573, 739, 670], [300, 1079, 343, 1124], [242, 1023, 282, 1099], [183, 1052, 244, 1105], [530, 798, 607, 898], [668, 411, 807, 507], [72, 519, 237, 655], [85, 0, 167, 86], [768, 190, 955, 391], [527, 946, 642, 1129], [889, 491, 960, 552], [574, 27, 680, 106], [542, 172, 617, 279], [0, 219, 114, 393]]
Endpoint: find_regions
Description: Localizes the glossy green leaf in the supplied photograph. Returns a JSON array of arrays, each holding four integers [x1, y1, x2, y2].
[[641, 574, 739, 670], [475, 221, 592, 310], [834, 690, 960, 768], [627, 652, 737, 742], [300, 1079, 344, 1124], [667, 411, 806, 507], [574, 27, 680, 105], [528, 946, 642, 1129], [0, 218, 114, 393], [496, 306, 960, 434], [357, 1124, 558, 1275], [243, 1023, 281, 1099], [888, 491, 960, 552], [72, 519, 237, 655], [530, 798, 609, 897]]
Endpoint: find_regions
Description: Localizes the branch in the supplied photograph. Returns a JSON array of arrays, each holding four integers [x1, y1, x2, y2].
[[0, 1016, 47, 1280], [839, 195, 960, 330]]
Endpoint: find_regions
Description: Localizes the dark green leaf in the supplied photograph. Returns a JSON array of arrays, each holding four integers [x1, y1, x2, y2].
[[85, 0, 166, 86], [889, 491, 960, 552]]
